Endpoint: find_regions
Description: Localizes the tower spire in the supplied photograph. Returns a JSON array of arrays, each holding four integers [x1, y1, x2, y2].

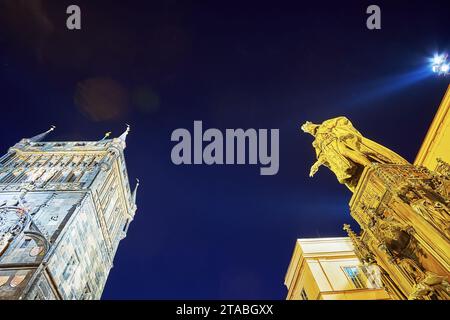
[[132, 178, 139, 205], [119, 124, 130, 143], [28, 125, 56, 142]]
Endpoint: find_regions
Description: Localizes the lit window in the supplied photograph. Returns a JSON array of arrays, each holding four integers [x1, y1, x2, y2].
[[343, 266, 366, 289]]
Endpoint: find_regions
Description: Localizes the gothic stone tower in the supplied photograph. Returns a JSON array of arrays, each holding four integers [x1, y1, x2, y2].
[[0, 126, 138, 300]]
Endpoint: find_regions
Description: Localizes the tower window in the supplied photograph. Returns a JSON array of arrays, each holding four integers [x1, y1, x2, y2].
[[1, 172, 15, 184], [0, 153, 14, 165], [66, 172, 77, 183], [63, 254, 79, 280], [343, 266, 366, 289]]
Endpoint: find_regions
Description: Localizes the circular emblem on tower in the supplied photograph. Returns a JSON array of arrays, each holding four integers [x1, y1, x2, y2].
[[0, 203, 27, 255]]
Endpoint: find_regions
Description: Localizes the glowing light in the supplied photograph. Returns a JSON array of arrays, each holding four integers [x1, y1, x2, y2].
[[431, 53, 449, 75], [433, 54, 444, 64]]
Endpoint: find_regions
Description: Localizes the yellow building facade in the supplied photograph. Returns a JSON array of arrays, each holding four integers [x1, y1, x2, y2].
[[285, 238, 389, 300], [415, 86, 450, 170], [286, 85, 450, 300]]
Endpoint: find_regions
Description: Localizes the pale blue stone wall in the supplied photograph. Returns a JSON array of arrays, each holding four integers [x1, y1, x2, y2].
[[0, 138, 136, 300]]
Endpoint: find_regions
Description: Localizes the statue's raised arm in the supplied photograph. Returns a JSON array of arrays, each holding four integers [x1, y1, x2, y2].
[[302, 116, 409, 191]]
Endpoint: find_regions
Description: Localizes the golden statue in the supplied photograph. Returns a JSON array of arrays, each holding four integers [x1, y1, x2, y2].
[[301, 116, 409, 191]]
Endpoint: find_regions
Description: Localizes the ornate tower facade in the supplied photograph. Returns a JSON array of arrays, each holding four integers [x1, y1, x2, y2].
[[0, 126, 138, 300], [345, 161, 449, 299]]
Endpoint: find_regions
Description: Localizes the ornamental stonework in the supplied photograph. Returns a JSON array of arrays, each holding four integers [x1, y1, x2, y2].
[[0, 127, 138, 300], [304, 117, 450, 300]]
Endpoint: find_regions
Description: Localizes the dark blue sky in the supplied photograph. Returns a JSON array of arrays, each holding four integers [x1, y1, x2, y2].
[[0, 0, 449, 299]]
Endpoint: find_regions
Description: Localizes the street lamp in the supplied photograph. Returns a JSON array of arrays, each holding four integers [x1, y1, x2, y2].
[[431, 53, 449, 75]]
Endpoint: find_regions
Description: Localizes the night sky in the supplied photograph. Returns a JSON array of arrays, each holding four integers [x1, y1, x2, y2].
[[0, 0, 449, 299]]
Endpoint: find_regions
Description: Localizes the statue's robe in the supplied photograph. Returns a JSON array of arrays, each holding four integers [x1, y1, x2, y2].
[[312, 116, 409, 186]]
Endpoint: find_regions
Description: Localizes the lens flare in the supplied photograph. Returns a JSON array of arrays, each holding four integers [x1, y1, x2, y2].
[[440, 64, 449, 74], [431, 53, 449, 75]]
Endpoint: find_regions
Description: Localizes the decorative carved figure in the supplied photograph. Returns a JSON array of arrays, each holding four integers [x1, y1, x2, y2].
[[0, 206, 27, 255], [399, 188, 450, 238], [409, 272, 450, 300]]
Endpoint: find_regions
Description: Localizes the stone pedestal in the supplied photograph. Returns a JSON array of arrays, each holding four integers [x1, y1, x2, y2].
[[346, 162, 450, 300]]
